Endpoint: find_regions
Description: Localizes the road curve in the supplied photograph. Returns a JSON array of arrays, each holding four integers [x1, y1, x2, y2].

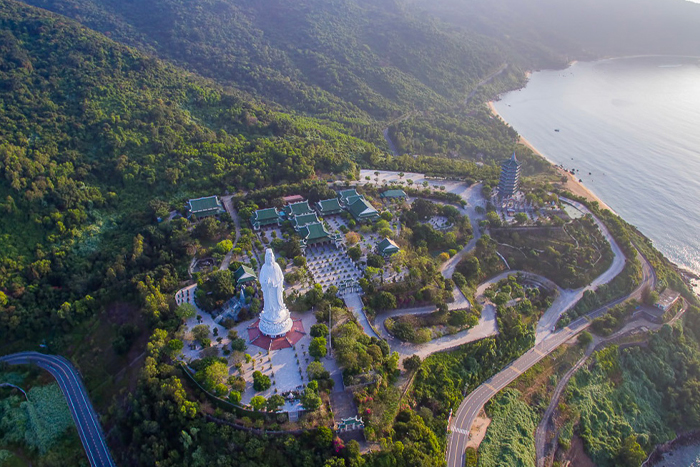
[[446, 248, 654, 467], [446, 198, 653, 467], [536, 294, 682, 467], [0, 352, 116, 467]]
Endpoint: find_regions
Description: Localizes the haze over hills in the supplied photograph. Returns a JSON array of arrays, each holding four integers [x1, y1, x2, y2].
[[407, 0, 700, 61]]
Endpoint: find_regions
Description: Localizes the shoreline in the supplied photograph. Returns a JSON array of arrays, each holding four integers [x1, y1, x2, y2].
[[642, 430, 700, 467], [487, 101, 615, 213]]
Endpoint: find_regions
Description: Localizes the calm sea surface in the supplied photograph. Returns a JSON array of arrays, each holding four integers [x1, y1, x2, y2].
[[494, 56, 700, 281]]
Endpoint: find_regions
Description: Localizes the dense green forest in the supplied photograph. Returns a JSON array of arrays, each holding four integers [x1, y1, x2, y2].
[[20, 0, 511, 121], [0, 0, 381, 343], [17, 0, 538, 162]]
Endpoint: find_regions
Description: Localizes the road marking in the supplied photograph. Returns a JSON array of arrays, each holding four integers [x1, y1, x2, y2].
[[452, 427, 469, 435], [533, 348, 545, 357], [1, 353, 116, 467], [510, 366, 522, 375], [485, 383, 496, 391]]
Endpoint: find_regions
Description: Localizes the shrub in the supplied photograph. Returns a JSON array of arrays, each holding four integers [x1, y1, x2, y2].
[[403, 355, 421, 371], [252, 371, 271, 391], [228, 375, 247, 392], [309, 337, 328, 360], [310, 323, 329, 338], [228, 391, 241, 404]]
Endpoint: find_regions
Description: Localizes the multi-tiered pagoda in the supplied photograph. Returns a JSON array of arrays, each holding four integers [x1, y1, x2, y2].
[[498, 152, 522, 199]]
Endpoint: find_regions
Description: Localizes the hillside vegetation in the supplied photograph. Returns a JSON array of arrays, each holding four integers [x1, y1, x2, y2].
[[18, 0, 540, 163], [0, 0, 378, 343], [22, 0, 512, 121]]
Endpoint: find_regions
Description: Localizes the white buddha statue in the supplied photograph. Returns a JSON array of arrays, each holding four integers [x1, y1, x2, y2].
[[258, 248, 293, 337]]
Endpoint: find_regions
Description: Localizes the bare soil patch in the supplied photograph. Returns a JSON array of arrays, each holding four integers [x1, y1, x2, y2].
[[560, 435, 596, 467], [468, 409, 491, 449]]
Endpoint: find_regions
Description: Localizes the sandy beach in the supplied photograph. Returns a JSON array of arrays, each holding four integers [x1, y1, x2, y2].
[[487, 101, 614, 212]]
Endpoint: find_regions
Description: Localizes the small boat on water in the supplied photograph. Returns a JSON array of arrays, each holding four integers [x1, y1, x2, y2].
[[554, 129, 560, 132]]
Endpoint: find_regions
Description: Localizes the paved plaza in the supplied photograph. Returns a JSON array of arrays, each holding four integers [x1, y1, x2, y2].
[[238, 311, 319, 407], [177, 290, 332, 411]]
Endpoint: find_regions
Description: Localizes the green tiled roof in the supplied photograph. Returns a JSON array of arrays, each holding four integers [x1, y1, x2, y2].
[[253, 208, 279, 221], [317, 198, 343, 214], [298, 222, 330, 243], [293, 212, 320, 229], [377, 238, 400, 255], [286, 201, 313, 217], [338, 188, 359, 204], [345, 194, 365, 206], [234, 265, 257, 283], [188, 196, 224, 216], [347, 198, 378, 220], [380, 189, 407, 199]]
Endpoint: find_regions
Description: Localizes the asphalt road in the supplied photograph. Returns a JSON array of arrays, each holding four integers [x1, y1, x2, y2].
[[446, 239, 655, 467], [0, 352, 116, 467]]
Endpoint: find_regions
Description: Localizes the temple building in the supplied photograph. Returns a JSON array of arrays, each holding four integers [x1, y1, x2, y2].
[[187, 196, 225, 218], [233, 265, 257, 285], [377, 238, 400, 257], [380, 189, 407, 201], [315, 198, 343, 216], [347, 197, 379, 222], [298, 222, 332, 246], [292, 212, 321, 230], [251, 207, 280, 230], [337, 188, 360, 206], [498, 152, 522, 199], [284, 200, 314, 218]]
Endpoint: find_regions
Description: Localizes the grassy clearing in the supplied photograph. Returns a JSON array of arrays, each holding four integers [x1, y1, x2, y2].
[[477, 388, 538, 467]]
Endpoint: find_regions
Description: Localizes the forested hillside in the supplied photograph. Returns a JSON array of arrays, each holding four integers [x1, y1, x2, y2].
[[0, 0, 383, 343], [22, 0, 700, 165], [21, 0, 514, 124], [15, 0, 550, 163]]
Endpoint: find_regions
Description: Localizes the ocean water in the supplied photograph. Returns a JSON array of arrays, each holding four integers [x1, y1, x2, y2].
[[653, 444, 700, 467], [493, 56, 700, 280]]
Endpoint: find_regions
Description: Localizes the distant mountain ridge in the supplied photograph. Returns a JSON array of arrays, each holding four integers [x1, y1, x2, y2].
[[406, 0, 700, 61], [19, 0, 520, 124]]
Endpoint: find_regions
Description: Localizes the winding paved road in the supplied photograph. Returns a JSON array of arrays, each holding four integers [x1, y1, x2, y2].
[[374, 285, 497, 362], [352, 171, 652, 467], [0, 352, 116, 467], [446, 247, 654, 467], [535, 295, 683, 467]]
